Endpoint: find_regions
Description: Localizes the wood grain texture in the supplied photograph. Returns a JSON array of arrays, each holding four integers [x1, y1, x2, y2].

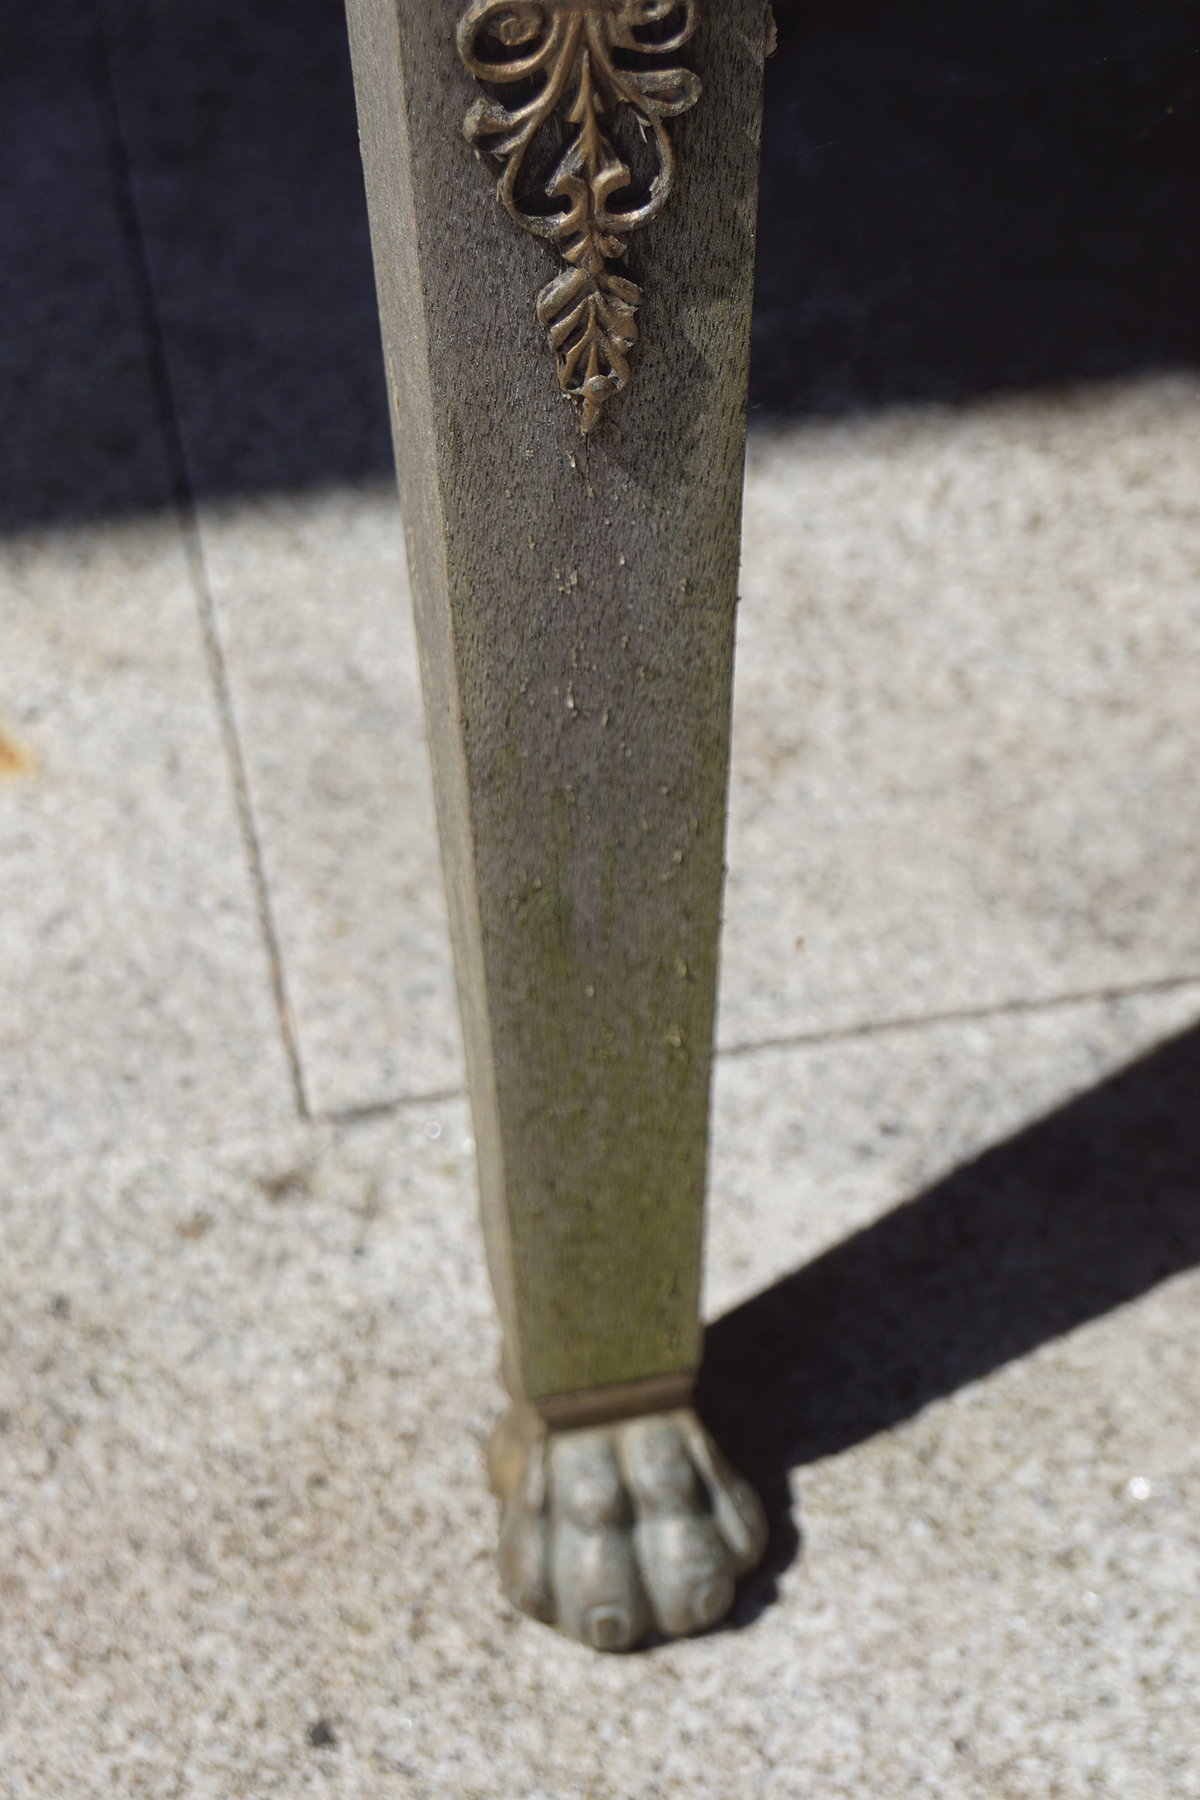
[[345, 0, 766, 1402]]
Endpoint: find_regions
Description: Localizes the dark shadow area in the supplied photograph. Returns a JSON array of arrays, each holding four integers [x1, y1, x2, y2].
[[697, 1019, 1200, 1609], [2, 1, 1198, 529], [0, 0, 392, 531], [754, 0, 1200, 414]]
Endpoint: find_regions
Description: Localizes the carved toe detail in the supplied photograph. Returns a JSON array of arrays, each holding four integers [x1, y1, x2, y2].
[[488, 1405, 768, 1650]]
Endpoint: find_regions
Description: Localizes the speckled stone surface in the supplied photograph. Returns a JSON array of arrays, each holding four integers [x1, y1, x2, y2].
[[191, 489, 463, 1117], [0, 515, 295, 1160], [3, 991, 1200, 1796], [129, 378, 1200, 1122], [722, 377, 1200, 1052]]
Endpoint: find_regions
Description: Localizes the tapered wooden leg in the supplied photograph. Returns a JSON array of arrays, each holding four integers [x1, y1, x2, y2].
[[345, 0, 769, 1646]]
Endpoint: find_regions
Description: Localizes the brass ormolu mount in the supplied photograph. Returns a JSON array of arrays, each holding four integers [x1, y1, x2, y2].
[[457, 2, 702, 433]]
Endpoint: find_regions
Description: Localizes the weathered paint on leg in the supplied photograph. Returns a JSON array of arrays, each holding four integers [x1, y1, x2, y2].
[[345, 0, 767, 1403]]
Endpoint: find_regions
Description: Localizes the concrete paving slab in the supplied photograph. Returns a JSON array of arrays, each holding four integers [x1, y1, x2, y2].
[[706, 978, 1200, 1318], [95, 1, 461, 1114], [723, 377, 1200, 1050], [178, 379, 1200, 1117], [0, 516, 296, 1161], [192, 490, 463, 1118], [3, 995, 1198, 1797]]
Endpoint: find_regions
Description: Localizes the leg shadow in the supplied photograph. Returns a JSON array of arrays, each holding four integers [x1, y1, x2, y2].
[[699, 1017, 1200, 1616]]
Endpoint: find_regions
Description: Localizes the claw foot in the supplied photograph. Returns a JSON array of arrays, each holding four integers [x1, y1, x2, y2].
[[488, 1404, 768, 1651]]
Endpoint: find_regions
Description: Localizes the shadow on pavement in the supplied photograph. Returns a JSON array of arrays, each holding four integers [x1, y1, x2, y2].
[[753, 0, 1200, 416], [1, 0, 1197, 529], [698, 1018, 1200, 1608]]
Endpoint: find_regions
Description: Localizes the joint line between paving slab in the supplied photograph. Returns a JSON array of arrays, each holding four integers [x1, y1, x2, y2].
[[91, 6, 311, 1120], [324, 1087, 471, 1127], [718, 970, 1200, 1061], [317, 971, 1200, 1123]]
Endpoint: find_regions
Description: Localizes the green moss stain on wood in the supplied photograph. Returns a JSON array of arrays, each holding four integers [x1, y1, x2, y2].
[[348, 0, 766, 1403]]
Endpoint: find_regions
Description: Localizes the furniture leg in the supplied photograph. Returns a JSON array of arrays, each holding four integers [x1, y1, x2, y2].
[[345, 0, 770, 1648]]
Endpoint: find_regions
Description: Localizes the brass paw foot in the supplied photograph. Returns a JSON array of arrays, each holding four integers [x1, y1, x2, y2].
[[487, 1404, 768, 1651]]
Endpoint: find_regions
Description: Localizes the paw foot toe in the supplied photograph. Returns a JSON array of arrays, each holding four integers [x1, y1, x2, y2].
[[489, 1404, 767, 1650]]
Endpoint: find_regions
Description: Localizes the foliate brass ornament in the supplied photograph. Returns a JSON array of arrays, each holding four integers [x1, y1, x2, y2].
[[457, 2, 702, 433]]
